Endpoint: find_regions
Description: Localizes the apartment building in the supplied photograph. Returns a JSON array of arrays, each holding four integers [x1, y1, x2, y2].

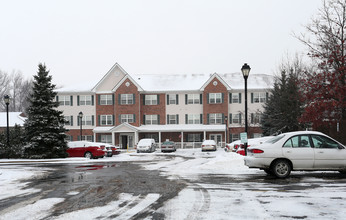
[[56, 63, 273, 149]]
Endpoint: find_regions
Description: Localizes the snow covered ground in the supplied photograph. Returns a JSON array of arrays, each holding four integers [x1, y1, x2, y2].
[[1, 149, 346, 219]]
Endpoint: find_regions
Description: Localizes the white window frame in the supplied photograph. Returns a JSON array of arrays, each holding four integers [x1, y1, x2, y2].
[[168, 115, 178, 124], [59, 95, 70, 106], [121, 114, 134, 123], [209, 93, 222, 104], [232, 114, 240, 124], [187, 94, 200, 104], [145, 115, 158, 125], [121, 94, 134, 105], [100, 115, 113, 125], [232, 93, 240, 103], [145, 95, 158, 105], [187, 114, 201, 124], [82, 116, 92, 126], [253, 92, 267, 103], [253, 113, 261, 124], [168, 94, 177, 104], [100, 135, 112, 144], [81, 135, 93, 141], [79, 95, 92, 106], [64, 116, 71, 126], [187, 133, 201, 142], [231, 133, 240, 142], [209, 113, 222, 125], [100, 95, 113, 105]]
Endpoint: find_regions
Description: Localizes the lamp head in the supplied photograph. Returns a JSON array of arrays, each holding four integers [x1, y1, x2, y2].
[[4, 95, 10, 105], [241, 63, 251, 78]]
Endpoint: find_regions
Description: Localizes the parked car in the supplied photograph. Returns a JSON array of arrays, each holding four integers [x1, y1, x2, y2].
[[161, 141, 176, 152], [137, 138, 156, 153], [244, 131, 346, 178], [233, 136, 274, 155], [201, 140, 217, 151], [67, 141, 105, 159]]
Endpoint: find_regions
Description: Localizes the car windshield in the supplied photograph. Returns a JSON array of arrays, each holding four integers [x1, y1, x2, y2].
[[163, 141, 174, 145], [265, 134, 285, 144]]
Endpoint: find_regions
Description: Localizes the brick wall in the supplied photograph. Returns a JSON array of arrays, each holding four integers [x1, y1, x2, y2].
[[140, 93, 166, 125]]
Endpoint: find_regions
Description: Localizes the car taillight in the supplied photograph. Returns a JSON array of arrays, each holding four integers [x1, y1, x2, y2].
[[249, 149, 264, 154], [234, 145, 239, 149]]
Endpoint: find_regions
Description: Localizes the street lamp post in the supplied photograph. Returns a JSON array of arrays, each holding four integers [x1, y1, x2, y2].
[[241, 63, 251, 156], [78, 111, 83, 140], [4, 95, 10, 147], [224, 115, 228, 146]]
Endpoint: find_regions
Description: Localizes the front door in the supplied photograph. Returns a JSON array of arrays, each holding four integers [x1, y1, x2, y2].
[[121, 135, 128, 149], [210, 134, 222, 147]]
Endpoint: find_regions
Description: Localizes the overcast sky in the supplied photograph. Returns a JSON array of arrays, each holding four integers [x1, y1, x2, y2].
[[0, 0, 322, 87]]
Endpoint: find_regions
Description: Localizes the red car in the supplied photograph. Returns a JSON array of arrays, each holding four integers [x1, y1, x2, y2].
[[67, 141, 106, 159], [104, 144, 121, 156]]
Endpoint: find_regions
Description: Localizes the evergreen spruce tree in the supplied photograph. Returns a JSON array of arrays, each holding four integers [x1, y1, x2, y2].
[[24, 63, 68, 159], [261, 70, 303, 135]]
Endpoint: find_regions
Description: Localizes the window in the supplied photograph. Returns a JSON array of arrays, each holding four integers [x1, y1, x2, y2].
[[145, 115, 158, 125], [311, 135, 340, 149], [145, 95, 158, 105], [59, 96, 71, 106], [187, 94, 201, 104], [232, 114, 241, 124], [80, 135, 93, 141], [168, 94, 178, 105], [231, 93, 241, 103], [251, 113, 261, 124], [209, 113, 222, 125], [81, 116, 93, 126], [120, 94, 134, 105], [79, 95, 92, 105], [231, 133, 240, 142], [187, 114, 201, 124], [209, 93, 222, 104], [252, 92, 267, 103], [100, 95, 113, 105], [65, 135, 73, 141], [167, 114, 179, 124], [100, 115, 113, 125], [100, 135, 112, 144], [64, 116, 73, 126], [283, 135, 312, 148], [121, 114, 134, 123], [187, 133, 202, 142]]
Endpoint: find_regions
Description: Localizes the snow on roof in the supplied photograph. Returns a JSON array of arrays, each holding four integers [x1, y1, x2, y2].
[[0, 112, 26, 127], [132, 73, 211, 92], [220, 73, 274, 90], [55, 82, 95, 93]]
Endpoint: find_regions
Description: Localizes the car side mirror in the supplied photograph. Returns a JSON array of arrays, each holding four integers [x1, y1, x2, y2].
[[338, 145, 345, 150]]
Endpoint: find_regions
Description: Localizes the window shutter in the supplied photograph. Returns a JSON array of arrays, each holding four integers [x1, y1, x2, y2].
[[92, 136, 94, 142], [207, 93, 209, 104], [92, 115, 95, 126], [239, 93, 242, 104], [185, 114, 188, 124], [239, 113, 242, 125], [185, 94, 188, 105], [167, 114, 170, 124], [176, 94, 179, 105], [119, 115, 121, 124], [98, 115, 100, 126], [207, 114, 210, 124], [113, 115, 115, 125], [77, 95, 80, 106], [229, 93, 232, 103], [222, 93, 224, 103], [77, 115, 80, 126], [133, 114, 136, 123], [200, 94, 202, 104], [251, 113, 254, 124], [91, 95, 94, 106], [70, 96, 73, 106], [78, 136, 80, 141], [157, 95, 160, 105], [222, 113, 225, 124], [56, 96, 59, 102], [167, 94, 169, 105], [70, 116, 73, 126], [176, 114, 179, 124], [98, 95, 101, 105], [143, 115, 146, 125], [143, 95, 146, 105], [229, 114, 232, 124], [133, 94, 135, 104], [251, 93, 254, 103], [200, 114, 203, 124], [112, 94, 115, 105], [118, 94, 121, 105]]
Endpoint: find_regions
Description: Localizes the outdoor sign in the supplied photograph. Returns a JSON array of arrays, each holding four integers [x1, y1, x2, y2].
[[240, 132, 248, 143]]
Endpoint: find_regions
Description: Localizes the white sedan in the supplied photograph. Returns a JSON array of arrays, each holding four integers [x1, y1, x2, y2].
[[244, 131, 346, 178]]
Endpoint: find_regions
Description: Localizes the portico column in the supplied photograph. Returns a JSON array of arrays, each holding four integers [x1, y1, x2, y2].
[[181, 131, 183, 149], [112, 132, 115, 145], [203, 131, 206, 141], [159, 131, 161, 148]]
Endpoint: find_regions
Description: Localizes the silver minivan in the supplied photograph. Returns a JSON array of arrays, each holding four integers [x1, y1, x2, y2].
[[136, 138, 156, 153]]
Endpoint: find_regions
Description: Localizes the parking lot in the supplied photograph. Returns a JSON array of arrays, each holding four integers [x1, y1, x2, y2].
[[1, 149, 346, 219]]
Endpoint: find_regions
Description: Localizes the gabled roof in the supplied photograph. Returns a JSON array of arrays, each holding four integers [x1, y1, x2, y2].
[[199, 73, 231, 91], [92, 63, 128, 92], [112, 74, 144, 92]]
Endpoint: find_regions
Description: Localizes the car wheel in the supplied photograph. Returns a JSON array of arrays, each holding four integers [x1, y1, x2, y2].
[[272, 159, 291, 178], [84, 152, 93, 159]]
